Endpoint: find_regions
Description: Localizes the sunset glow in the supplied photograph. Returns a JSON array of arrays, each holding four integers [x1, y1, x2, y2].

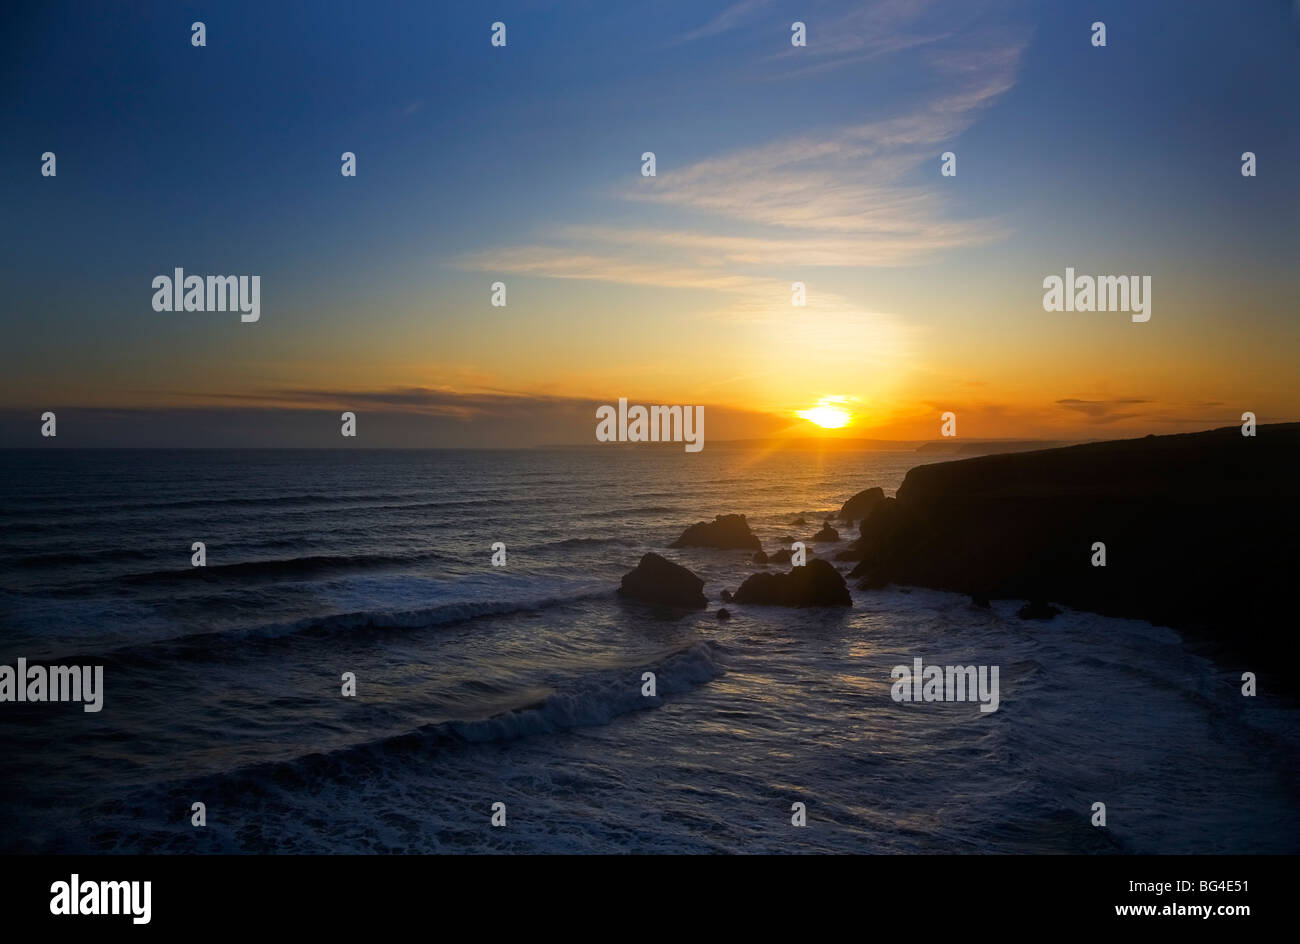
[[797, 399, 854, 429], [1, 0, 1296, 451]]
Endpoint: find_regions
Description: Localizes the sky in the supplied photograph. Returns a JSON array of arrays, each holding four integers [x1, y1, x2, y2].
[[1, 0, 1297, 447]]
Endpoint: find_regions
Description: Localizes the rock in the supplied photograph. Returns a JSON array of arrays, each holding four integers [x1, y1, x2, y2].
[[1017, 599, 1060, 620], [720, 589, 734, 602], [770, 548, 794, 564], [834, 549, 863, 561], [716, 608, 731, 620], [838, 486, 885, 522], [847, 499, 903, 578], [734, 559, 851, 607], [670, 514, 761, 551], [856, 497, 900, 542], [811, 523, 840, 542], [616, 553, 707, 608], [752, 550, 769, 564], [792, 516, 807, 525]]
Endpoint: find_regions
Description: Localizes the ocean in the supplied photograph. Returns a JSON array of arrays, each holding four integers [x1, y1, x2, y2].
[[1, 448, 1296, 853]]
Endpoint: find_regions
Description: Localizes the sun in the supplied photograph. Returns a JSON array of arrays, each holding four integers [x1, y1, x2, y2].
[[797, 397, 854, 429]]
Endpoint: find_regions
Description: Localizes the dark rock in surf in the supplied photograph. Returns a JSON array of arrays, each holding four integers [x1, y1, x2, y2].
[[617, 553, 707, 608], [811, 523, 840, 542], [734, 559, 851, 608], [838, 486, 885, 523], [670, 514, 761, 551]]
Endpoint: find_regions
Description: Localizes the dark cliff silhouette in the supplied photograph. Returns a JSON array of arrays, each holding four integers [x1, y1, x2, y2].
[[850, 424, 1300, 691]]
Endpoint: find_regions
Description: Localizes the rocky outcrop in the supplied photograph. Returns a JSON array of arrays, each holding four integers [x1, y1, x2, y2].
[[734, 559, 851, 607], [847, 498, 902, 579], [670, 514, 761, 551], [837, 486, 885, 523], [811, 522, 839, 542], [841, 424, 1300, 686], [617, 553, 707, 608]]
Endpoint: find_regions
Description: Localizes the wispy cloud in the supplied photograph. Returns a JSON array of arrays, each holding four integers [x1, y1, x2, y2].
[[460, 4, 1026, 378], [465, 33, 1022, 268], [767, 0, 952, 74], [455, 241, 913, 360], [56, 387, 794, 447], [1056, 398, 1152, 423], [455, 246, 760, 291], [675, 0, 1025, 80], [625, 116, 1007, 250], [179, 385, 588, 420], [629, 31, 1023, 242], [673, 0, 773, 44]]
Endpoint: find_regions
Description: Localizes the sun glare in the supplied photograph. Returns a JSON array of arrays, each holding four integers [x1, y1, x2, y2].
[[797, 398, 854, 429]]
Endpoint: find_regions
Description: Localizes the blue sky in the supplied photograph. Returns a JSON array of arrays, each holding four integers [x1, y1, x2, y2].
[[2, 0, 1297, 446]]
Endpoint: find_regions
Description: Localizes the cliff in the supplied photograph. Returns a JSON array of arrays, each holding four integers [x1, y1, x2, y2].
[[851, 424, 1300, 685]]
